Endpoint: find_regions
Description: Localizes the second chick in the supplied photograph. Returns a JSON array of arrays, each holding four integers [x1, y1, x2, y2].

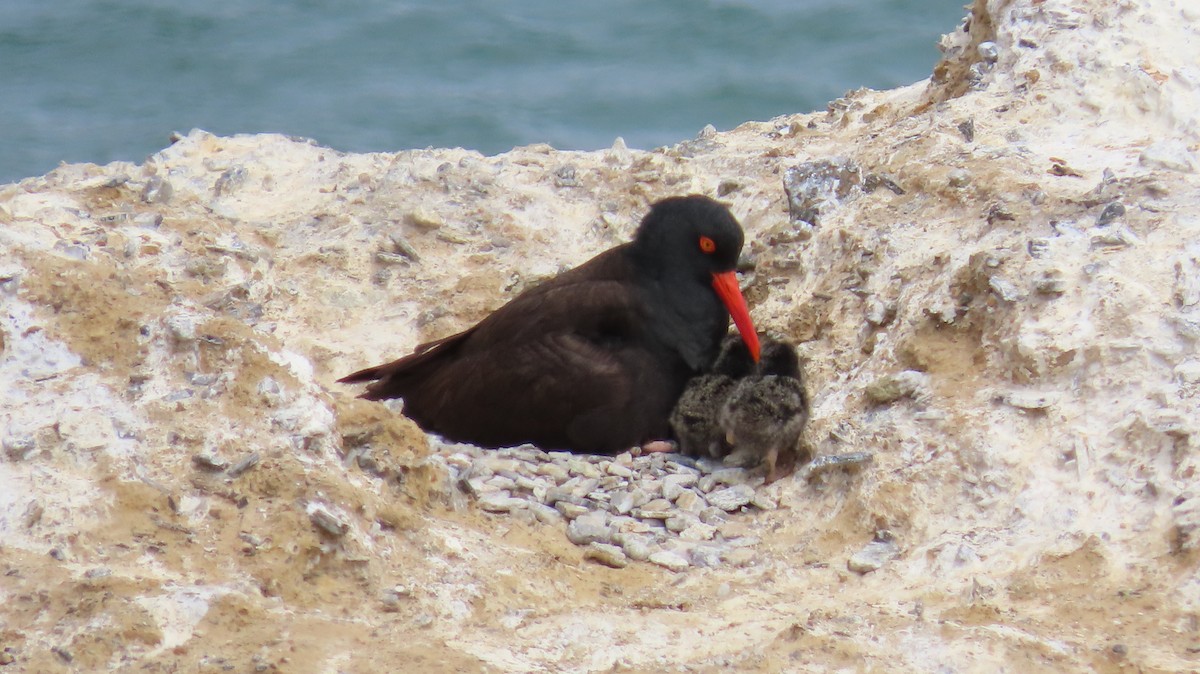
[[718, 340, 810, 484]]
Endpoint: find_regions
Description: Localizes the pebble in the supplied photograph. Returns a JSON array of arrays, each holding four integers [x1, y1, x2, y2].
[[699, 507, 729, 525], [613, 533, 654, 561], [607, 463, 634, 478], [665, 455, 702, 472], [1005, 390, 1059, 410], [485, 475, 517, 491], [567, 459, 602, 478], [610, 491, 636, 515], [956, 119, 976, 143], [637, 477, 664, 497], [555, 502, 589, 520], [865, 297, 894, 326], [865, 370, 930, 404], [191, 452, 229, 472], [783, 158, 863, 227], [462, 476, 489, 497], [22, 501, 43, 529], [634, 507, 674, 520], [1176, 360, 1200, 384], [478, 492, 527, 513], [482, 457, 522, 474], [544, 486, 580, 505], [989, 276, 1022, 302], [584, 543, 628, 568], [976, 41, 999, 63], [553, 165, 578, 187], [697, 468, 744, 492], [566, 511, 613, 545], [467, 463, 494, 480], [1096, 201, 1125, 227], [1035, 270, 1067, 296], [674, 490, 704, 513], [596, 476, 624, 490], [848, 534, 900, 574], [801, 452, 874, 481], [665, 516, 691, 533], [607, 515, 639, 532], [750, 491, 778, 511], [446, 450, 472, 467], [2, 435, 36, 461], [406, 209, 443, 230], [563, 476, 600, 499], [142, 175, 173, 204], [1091, 225, 1138, 248], [641, 497, 673, 512], [1139, 140, 1197, 173], [690, 545, 724, 567], [680, 522, 718, 542], [648, 550, 691, 572], [536, 463, 569, 482], [307, 503, 349, 537], [706, 485, 755, 511], [663, 473, 698, 501], [529, 503, 562, 525]]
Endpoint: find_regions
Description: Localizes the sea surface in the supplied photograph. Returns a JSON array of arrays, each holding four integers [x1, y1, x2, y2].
[[0, 0, 965, 184]]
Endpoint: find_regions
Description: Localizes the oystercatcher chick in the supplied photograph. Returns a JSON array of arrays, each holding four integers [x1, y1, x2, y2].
[[717, 339, 810, 484], [669, 334, 758, 460]]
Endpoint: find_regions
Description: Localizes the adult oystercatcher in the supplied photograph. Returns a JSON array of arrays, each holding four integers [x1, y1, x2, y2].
[[339, 195, 760, 454]]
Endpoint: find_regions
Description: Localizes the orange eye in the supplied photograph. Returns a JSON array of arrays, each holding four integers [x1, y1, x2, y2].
[[699, 235, 717, 254]]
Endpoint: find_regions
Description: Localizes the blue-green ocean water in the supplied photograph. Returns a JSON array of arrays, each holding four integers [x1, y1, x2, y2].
[[0, 0, 964, 184]]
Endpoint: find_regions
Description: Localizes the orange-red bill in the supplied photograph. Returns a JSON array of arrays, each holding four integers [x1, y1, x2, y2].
[[711, 270, 760, 363]]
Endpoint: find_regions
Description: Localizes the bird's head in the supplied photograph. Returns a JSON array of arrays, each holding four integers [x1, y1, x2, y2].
[[632, 195, 760, 362]]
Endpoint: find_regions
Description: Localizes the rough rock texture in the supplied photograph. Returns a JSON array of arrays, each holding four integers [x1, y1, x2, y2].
[[3, 0, 1200, 671]]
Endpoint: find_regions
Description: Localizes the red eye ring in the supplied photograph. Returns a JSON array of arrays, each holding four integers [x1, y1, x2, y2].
[[699, 235, 717, 254]]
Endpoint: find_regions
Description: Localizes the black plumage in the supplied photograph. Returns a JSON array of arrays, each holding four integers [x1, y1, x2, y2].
[[339, 195, 760, 454]]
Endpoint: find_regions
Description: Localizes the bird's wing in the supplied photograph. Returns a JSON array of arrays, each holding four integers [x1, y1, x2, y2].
[[348, 277, 676, 453]]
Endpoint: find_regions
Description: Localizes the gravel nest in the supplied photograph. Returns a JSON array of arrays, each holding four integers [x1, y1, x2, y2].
[[427, 441, 788, 571]]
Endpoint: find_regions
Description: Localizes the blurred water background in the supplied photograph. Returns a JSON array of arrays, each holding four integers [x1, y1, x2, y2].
[[0, 0, 965, 184]]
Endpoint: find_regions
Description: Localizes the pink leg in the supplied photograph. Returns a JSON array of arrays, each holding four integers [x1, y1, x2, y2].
[[764, 447, 798, 485], [638, 440, 677, 455]]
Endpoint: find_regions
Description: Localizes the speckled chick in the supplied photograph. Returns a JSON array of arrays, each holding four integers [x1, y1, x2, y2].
[[718, 340, 810, 484], [670, 334, 758, 459]]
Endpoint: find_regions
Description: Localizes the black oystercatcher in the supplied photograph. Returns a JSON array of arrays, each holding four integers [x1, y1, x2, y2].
[[718, 339, 810, 484], [339, 195, 760, 454], [670, 334, 759, 460]]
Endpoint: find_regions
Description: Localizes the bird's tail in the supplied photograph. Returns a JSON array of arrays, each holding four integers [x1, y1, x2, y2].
[[336, 329, 472, 400]]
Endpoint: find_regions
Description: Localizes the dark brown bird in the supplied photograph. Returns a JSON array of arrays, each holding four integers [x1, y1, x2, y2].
[[670, 334, 759, 460], [718, 339, 810, 484], [339, 195, 760, 454]]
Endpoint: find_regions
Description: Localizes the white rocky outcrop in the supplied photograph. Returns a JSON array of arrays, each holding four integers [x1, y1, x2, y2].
[[2, 0, 1198, 670]]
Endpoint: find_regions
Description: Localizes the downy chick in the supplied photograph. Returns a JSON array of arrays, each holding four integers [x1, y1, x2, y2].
[[670, 334, 758, 459], [718, 340, 809, 483]]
